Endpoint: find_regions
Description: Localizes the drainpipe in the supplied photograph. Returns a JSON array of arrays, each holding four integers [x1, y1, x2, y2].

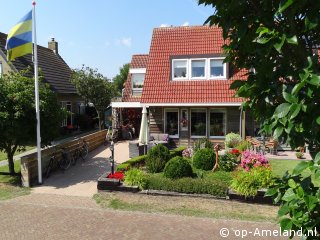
[[239, 106, 243, 138]]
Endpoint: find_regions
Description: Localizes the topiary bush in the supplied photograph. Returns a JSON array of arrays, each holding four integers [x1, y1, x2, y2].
[[224, 132, 242, 149], [192, 148, 215, 170], [124, 168, 147, 189], [219, 153, 239, 172], [146, 144, 170, 173], [163, 156, 193, 179]]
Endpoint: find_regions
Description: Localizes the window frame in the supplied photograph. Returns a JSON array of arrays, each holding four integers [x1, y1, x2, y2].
[[190, 58, 206, 79], [131, 73, 145, 90], [164, 108, 179, 138], [190, 108, 207, 138], [209, 109, 227, 139], [208, 57, 228, 80], [172, 59, 188, 80]]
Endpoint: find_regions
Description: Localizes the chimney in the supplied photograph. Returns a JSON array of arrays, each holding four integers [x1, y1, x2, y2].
[[48, 38, 58, 54]]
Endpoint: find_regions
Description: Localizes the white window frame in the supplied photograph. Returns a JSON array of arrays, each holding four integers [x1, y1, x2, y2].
[[208, 57, 227, 80], [190, 108, 207, 138], [209, 109, 227, 139], [132, 73, 145, 91], [190, 58, 206, 79], [164, 108, 179, 138], [172, 59, 188, 80], [61, 101, 72, 127]]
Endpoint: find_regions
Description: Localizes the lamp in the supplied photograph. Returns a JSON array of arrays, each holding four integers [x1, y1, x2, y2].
[[110, 141, 115, 174]]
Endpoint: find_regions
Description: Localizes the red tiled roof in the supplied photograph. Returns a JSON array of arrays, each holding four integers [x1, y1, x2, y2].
[[140, 26, 247, 104], [122, 54, 149, 102]]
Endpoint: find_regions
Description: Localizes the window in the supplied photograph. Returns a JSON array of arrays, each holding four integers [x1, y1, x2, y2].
[[165, 109, 179, 137], [191, 109, 207, 137], [210, 59, 226, 78], [210, 110, 226, 137], [173, 60, 187, 79], [61, 101, 72, 127], [191, 59, 205, 78], [132, 73, 145, 89]]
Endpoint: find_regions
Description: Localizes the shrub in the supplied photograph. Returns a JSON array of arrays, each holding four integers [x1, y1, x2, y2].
[[296, 152, 304, 159], [192, 148, 215, 171], [169, 146, 187, 158], [146, 144, 170, 173], [145, 174, 228, 197], [193, 138, 213, 152], [240, 150, 269, 171], [235, 140, 251, 152], [230, 167, 274, 197], [116, 155, 146, 171], [224, 132, 241, 149], [124, 168, 147, 189], [163, 156, 193, 179], [182, 147, 194, 158], [219, 153, 239, 172]]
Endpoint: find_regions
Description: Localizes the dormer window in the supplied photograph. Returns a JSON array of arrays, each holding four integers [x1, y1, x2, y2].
[[129, 68, 146, 96], [173, 60, 187, 79], [171, 56, 227, 80]]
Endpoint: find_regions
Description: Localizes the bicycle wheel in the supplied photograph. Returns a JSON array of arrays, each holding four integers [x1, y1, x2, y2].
[[60, 152, 71, 170], [81, 143, 88, 160], [71, 149, 79, 166], [45, 158, 54, 178]]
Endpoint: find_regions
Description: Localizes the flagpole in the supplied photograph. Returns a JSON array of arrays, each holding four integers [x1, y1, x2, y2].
[[32, 0, 42, 184]]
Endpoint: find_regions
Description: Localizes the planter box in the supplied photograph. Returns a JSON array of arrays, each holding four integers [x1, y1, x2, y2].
[[227, 188, 275, 205], [97, 171, 139, 192]]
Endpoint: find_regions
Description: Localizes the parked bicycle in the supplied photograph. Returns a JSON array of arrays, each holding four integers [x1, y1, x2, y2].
[[45, 146, 71, 178], [71, 138, 89, 165], [104, 127, 119, 146]]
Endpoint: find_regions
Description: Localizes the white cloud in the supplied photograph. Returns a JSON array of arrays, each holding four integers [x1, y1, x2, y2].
[[115, 37, 132, 48], [160, 23, 169, 27], [182, 21, 189, 26]]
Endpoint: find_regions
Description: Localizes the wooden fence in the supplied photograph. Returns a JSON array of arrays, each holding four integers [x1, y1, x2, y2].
[[20, 129, 107, 187]]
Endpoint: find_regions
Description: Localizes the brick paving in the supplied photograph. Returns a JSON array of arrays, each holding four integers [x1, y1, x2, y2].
[[0, 193, 287, 240]]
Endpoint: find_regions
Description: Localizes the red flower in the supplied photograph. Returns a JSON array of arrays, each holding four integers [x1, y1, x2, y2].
[[230, 149, 240, 156], [107, 171, 124, 181]]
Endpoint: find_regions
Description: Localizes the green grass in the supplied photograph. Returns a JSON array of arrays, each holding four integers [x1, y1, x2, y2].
[[0, 146, 35, 161], [0, 184, 30, 200], [0, 161, 21, 185]]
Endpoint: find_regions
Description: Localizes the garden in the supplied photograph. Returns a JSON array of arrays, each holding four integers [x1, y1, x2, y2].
[[99, 133, 314, 201]]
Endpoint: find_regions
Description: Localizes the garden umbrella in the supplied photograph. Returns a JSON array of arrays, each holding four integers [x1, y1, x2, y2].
[[138, 106, 149, 154]]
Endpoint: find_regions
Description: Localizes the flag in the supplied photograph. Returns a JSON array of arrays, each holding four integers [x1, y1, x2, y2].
[[6, 10, 32, 61]]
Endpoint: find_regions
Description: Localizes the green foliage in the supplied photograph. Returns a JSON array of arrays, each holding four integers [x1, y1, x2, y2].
[[265, 154, 320, 235], [193, 138, 213, 152], [231, 167, 274, 198], [71, 66, 115, 129], [0, 70, 65, 174], [145, 174, 228, 197], [219, 153, 239, 172], [124, 168, 147, 189], [112, 63, 130, 95], [235, 140, 251, 152], [224, 133, 241, 149], [146, 144, 170, 173], [169, 146, 187, 158], [295, 152, 304, 159], [192, 148, 215, 171], [116, 155, 146, 171], [163, 156, 193, 179]]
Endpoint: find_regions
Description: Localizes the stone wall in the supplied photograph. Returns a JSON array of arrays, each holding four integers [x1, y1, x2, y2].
[[20, 130, 107, 187]]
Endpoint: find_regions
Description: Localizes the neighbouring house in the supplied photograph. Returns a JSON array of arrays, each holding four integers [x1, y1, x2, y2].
[[112, 26, 258, 147], [0, 33, 85, 131]]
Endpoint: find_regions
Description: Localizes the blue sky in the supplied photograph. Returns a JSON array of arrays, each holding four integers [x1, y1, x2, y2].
[[0, 0, 213, 78]]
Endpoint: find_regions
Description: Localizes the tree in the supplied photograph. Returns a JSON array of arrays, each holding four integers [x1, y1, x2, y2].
[[198, 0, 320, 237], [0, 70, 65, 175], [112, 63, 130, 95], [71, 66, 114, 130]]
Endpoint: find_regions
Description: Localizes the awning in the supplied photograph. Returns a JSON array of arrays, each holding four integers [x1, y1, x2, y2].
[[111, 102, 141, 108]]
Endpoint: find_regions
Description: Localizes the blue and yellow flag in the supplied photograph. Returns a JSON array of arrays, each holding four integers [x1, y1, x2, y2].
[[6, 10, 32, 61]]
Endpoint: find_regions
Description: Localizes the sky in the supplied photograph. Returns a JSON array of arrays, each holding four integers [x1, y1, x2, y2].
[[0, 0, 213, 79]]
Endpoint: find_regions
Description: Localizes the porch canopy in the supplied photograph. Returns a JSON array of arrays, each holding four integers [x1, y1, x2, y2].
[[111, 102, 141, 108]]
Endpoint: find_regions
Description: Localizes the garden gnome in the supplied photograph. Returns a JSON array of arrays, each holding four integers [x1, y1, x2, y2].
[[212, 144, 222, 172]]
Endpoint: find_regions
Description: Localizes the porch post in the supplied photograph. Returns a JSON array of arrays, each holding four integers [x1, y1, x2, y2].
[[241, 111, 246, 140]]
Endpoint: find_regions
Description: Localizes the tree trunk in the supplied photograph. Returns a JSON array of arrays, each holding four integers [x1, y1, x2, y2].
[[97, 111, 102, 130], [7, 152, 16, 175]]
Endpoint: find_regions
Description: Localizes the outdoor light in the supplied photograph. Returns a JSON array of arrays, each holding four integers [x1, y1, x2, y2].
[[110, 141, 115, 174]]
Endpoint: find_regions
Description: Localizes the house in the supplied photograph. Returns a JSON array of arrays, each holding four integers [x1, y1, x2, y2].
[[112, 26, 257, 147], [0, 33, 84, 129]]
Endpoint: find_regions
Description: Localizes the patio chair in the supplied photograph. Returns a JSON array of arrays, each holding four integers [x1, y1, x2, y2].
[[265, 138, 278, 155]]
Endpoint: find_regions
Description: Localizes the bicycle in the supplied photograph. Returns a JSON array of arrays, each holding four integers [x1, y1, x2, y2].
[[45, 146, 71, 178], [71, 139, 89, 165]]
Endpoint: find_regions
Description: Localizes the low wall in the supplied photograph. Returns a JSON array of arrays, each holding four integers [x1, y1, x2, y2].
[[20, 129, 107, 187]]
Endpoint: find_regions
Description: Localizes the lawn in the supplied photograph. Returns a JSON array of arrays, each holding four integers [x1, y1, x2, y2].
[[0, 145, 35, 161], [0, 161, 21, 184]]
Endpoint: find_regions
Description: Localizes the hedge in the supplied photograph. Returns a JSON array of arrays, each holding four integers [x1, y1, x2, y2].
[[116, 146, 187, 172], [145, 174, 228, 197]]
